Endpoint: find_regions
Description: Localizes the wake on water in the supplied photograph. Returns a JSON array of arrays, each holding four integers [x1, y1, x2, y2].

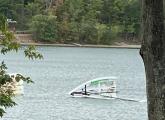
[[70, 95, 147, 103], [113, 97, 147, 103]]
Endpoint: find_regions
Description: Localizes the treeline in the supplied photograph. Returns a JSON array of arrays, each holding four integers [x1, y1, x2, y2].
[[0, 0, 140, 44]]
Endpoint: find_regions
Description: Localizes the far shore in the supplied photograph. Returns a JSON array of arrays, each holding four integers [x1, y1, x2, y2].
[[14, 34, 141, 49], [19, 43, 141, 49]]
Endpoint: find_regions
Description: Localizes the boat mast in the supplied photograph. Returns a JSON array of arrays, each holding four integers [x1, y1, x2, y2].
[[84, 85, 87, 95], [98, 81, 101, 94]]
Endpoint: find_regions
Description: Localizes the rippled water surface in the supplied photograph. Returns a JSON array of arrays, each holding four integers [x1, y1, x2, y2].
[[1, 47, 147, 120]]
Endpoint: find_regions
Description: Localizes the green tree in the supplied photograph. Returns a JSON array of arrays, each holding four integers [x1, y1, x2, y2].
[[100, 0, 140, 40], [56, 0, 105, 44], [0, 0, 16, 19], [95, 23, 109, 44], [0, 14, 43, 117], [30, 14, 58, 42], [0, 0, 141, 44]]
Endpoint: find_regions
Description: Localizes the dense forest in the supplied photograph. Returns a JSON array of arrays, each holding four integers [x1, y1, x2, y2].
[[0, 0, 140, 44]]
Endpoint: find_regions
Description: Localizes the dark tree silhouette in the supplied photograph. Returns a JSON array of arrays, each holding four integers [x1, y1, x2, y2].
[[140, 0, 165, 120]]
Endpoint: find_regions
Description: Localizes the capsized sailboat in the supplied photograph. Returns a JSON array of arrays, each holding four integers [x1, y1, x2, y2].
[[69, 77, 117, 99]]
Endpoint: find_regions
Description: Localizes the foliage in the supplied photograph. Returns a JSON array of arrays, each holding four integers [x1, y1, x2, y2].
[[0, 14, 43, 117], [0, 0, 140, 44], [56, 0, 106, 44], [30, 14, 58, 42], [56, 0, 140, 44], [100, 0, 140, 36], [78, 21, 97, 44], [95, 23, 109, 44]]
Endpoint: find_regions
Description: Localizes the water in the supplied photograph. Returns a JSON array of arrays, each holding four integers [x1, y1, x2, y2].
[[1, 47, 147, 120]]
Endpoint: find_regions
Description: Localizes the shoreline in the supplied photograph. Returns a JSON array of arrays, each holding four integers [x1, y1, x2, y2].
[[15, 34, 141, 49], [19, 43, 141, 49]]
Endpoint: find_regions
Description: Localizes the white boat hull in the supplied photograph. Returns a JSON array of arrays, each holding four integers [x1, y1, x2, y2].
[[71, 94, 116, 100]]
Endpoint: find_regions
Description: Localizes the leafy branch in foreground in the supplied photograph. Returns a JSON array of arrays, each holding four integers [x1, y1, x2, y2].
[[0, 14, 43, 117], [0, 60, 35, 118], [24, 46, 43, 60]]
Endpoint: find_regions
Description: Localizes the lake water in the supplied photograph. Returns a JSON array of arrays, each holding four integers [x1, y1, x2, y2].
[[1, 47, 147, 120]]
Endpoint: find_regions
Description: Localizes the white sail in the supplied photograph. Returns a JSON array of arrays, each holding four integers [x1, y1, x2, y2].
[[69, 77, 117, 99]]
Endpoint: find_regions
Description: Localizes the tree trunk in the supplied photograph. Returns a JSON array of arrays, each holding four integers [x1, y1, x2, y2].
[[140, 0, 165, 120]]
